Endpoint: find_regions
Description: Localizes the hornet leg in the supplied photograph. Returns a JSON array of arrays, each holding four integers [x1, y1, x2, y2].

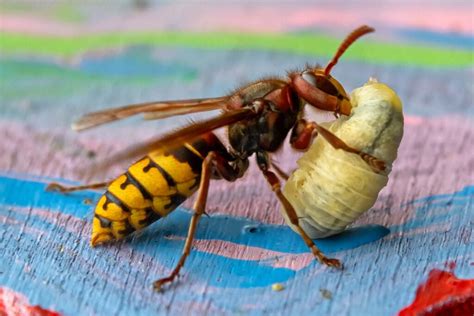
[[153, 151, 215, 291], [153, 150, 246, 291], [270, 160, 290, 181], [291, 119, 386, 173], [257, 152, 342, 268], [46, 181, 110, 193], [290, 118, 317, 151]]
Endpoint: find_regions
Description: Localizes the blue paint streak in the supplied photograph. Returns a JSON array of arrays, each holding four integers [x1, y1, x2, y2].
[[391, 184, 474, 234], [406, 185, 474, 205], [0, 47, 197, 82], [0, 174, 95, 218], [397, 28, 474, 50], [0, 174, 389, 288], [1, 174, 473, 316], [78, 47, 197, 78]]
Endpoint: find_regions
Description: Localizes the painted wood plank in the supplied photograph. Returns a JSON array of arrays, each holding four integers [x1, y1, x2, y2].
[[1, 4, 473, 314], [1, 103, 473, 315], [0, 171, 472, 315]]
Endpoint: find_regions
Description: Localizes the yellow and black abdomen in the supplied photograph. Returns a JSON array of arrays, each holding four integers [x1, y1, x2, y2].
[[91, 137, 212, 246]]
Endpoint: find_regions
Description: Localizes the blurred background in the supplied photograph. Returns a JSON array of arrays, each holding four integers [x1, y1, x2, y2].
[[1, 0, 472, 194], [1, 0, 472, 127], [1, 0, 472, 176], [0, 2, 473, 315]]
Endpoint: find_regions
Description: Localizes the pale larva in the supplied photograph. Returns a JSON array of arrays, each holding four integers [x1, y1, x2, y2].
[[282, 79, 404, 238]]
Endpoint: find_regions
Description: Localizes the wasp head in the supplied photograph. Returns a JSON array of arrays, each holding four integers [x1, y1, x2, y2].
[[299, 67, 351, 115], [291, 25, 374, 116]]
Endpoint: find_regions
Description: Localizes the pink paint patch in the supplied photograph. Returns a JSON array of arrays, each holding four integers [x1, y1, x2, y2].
[[1, 115, 473, 226], [270, 253, 314, 271], [387, 222, 452, 240], [0, 215, 44, 237], [167, 235, 320, 271], [6, 205, 89, 238], [0, 3, 472, 35], [0, 287, 61, 316], [404, 115, 425, 126], [0, 14, 76, 36]]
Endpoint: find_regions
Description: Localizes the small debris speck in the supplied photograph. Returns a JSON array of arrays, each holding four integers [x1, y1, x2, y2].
[[87, 150, 97, 159], [272, 283, 284, 292], [83, 198, 93, 205], [242, 225, 260, 234], [320, 288, 332, 300]]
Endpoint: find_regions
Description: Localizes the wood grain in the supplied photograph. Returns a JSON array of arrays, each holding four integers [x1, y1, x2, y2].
[[1, 112, 473, 315], [1, 11, 473, 314]]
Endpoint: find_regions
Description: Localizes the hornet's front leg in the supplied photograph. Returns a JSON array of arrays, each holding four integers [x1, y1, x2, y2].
[[153, 150, 247, 291], [270, 160, 290, 181], [290, 119, 386, 173], [290, 118, 317, 150], [152, 152, 215, 291], [256, 151, 342, 268]]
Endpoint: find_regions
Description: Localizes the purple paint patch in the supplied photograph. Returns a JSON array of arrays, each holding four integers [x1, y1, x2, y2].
[[1, 115, 473, 226]]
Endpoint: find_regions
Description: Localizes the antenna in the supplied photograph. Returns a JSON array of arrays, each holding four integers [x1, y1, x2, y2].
[[325, 25, 375, 76]]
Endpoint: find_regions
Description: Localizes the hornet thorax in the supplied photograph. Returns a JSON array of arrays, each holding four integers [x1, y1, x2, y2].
[[226, 79, 301, 158]]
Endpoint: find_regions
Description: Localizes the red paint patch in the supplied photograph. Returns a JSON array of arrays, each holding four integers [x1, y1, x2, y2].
[[0, 287, 61, 316], [398, 269, 474, 316]]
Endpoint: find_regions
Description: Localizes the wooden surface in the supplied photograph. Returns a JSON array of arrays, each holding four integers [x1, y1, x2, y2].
[[1, 2, 473, 315]]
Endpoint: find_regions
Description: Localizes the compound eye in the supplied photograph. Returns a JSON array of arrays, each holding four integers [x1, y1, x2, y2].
[[302, 70, 318, 87]]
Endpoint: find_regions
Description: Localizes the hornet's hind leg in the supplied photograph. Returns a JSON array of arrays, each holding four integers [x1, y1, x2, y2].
[[46, 181, 110, 193], [153, 151, 245, 291], [257, 151, 342, 269]]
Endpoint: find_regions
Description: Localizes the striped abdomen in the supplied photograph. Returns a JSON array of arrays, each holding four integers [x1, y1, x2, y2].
[[91, 134, 221, 246]]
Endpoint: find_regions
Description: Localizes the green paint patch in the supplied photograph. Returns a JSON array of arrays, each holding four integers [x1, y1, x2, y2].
[[0, 58, 196, 100], [0, 2, 84, 23], [0, 2, 33, 13], [52, 3, 85, 23], [0, 60, 140, 99], [0, 31, 472, 67], [1, 59, 164, 82]]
